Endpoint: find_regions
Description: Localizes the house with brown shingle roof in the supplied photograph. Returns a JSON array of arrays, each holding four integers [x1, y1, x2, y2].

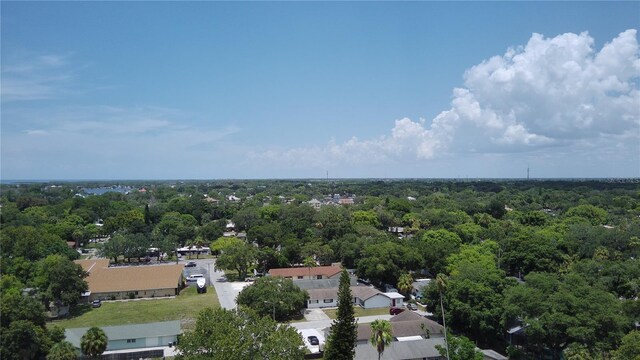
[[75, 259, 184, 301], [268, 265, 342, 280]]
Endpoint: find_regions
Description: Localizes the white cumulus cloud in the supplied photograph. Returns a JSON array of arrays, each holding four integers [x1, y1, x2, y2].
[[253, 29, 639, 169]]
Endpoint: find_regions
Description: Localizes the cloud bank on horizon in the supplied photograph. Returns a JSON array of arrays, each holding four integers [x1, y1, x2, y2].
[[1, 29, 639, 179], [252, 29, 640, 171]]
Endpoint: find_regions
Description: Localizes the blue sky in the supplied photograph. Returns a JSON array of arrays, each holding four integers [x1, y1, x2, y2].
[[2, 2, 639, 180]]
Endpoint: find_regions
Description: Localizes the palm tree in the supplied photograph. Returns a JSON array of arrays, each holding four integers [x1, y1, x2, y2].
[[303, 256, 317, 279], [191, 236, 206, 259], [47, 341, 78, 360], [80, 327, 108, 359], [436, 273, 450, 360], [397, 273, 413, 298], [369, 319, 392, 360]]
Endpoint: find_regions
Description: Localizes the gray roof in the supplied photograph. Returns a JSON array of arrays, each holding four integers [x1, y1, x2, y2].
[[412, 279, 431, 291], [357, 311, 445, 342], [307, 287, 338, 301], [354, 337, 446, 360], [65, 321, 181, 348], [295, 278, 342, 290], [351, 286, 383, 301], [482, 349, 508, 360]]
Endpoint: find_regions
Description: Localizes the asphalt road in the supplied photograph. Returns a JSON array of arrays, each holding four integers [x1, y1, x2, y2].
[[207, 259, 250, 310], [179, 258, 251, 309]]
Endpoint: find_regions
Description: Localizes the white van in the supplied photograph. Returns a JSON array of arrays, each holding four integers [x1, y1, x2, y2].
[[186, 274, 204, 282]]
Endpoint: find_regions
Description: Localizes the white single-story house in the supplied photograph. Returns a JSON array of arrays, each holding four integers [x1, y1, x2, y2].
[[306, 286, 405, 309], [176, 246, 211, 256], [65, 320, 181, 352], [384, 292, 405, 307]]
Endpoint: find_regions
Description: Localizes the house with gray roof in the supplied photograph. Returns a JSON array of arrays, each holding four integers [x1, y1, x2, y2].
[[352, 311, 446, 360], [354, 337, 446, 360], [307, 285, 404, 309], [65, 320, 181, 352]]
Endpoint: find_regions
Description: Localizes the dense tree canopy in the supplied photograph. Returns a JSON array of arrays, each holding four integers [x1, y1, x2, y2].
[[176, 307, 305, 360], [1, 179, 638, 358], [236, 276, 308, 321]]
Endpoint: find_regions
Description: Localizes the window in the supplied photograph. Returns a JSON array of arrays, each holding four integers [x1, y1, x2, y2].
[[324, 299, 333, 303], [317, 275, 323, 279], [126, 339, 137, 343], [298, 276, 304, 279], [309, 300, 319, 304]]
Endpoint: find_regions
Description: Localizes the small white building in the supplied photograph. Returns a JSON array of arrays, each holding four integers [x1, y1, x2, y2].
[[384, 292, 405, 308], [308, 198, 322, 210]]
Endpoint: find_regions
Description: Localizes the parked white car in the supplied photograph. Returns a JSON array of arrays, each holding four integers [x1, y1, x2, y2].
[[186, 274, 204, 282]]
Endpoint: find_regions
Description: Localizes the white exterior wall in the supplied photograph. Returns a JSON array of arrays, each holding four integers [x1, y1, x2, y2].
[[307, 298, 338, 309], [362, 294, 392, 309]]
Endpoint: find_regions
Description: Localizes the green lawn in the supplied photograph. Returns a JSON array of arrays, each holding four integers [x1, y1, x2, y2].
[[323, 306, 390, 319], [49, 286, 219, 329]]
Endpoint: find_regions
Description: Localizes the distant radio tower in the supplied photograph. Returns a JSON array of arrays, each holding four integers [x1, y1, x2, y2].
[[326, 170, 329, 180], [527, 166, 530, 180]]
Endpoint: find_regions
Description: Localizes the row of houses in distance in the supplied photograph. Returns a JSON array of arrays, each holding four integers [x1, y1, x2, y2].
[[307, 194, 356, 209]]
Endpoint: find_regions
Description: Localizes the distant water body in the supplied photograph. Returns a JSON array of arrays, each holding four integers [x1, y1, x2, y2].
[[83, 186, 132, 195]]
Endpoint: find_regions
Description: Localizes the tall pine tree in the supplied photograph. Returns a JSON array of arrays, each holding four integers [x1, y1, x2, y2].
[[324, 269, 357, 359]]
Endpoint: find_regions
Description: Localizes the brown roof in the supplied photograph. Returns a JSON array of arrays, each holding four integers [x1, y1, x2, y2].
[[357, 311, 445, 341], [269, 266, 342, 278], [75, 260, 184, 293], [351, 286, 382, 301], [75, 259, 110, 272]]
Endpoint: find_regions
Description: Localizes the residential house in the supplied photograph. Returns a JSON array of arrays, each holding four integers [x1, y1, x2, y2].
[[308, 198, 322, 210], [268, 265, 342, 280], [354, 338, 445, 360], [306, 285, 404, 309], [346, 311, 446, 360], [203, 196, 219, 204], [412, 278, 432, 298], [338, 197, 355, 205], [482, 349, 508, 360], [75, 259, 184, 301], [65, 320, 180, 352], [177, 246, 211, 256]]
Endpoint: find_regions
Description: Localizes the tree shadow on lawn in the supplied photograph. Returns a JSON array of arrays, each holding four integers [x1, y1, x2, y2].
[[63, 303, 92, 319]]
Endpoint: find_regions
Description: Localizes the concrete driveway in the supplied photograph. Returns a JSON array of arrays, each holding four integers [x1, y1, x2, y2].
[[209, 259, 250, 309], [303, 308, 331, 321]]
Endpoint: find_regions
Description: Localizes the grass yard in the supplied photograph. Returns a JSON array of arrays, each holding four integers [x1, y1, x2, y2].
[[49, 286, 219, 329], [323, 306, 390, 319]]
